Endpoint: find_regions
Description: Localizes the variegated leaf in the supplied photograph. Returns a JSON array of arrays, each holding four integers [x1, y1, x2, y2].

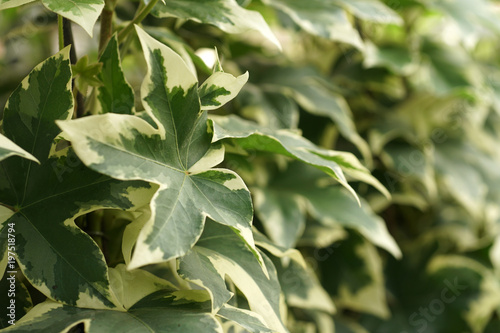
[[152, 0, 281, 50], [255, 163, 400, 258], [41, 0, 104, 36], [262, 0, 364, 50], [333, 0, 402, 25], [59, 27, 260, 269], [217, 304, 274, 333], [4, 291, 223, 332], [0, 48, 152, 309], [210, 114, 389, 202], [179, 221, 288, 333], [321, 233, 389, 318], [0, 133, 38, 163], [0, 0, 34, 10], [200, 71, 249, 111]]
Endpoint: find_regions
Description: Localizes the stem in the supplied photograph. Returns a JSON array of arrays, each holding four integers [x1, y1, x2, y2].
[[117, 0, 160, 43], [98, 0, 118, 53], [61, 18, 85, 117], [58, 16, 64, 51], [87, 210, 104, 250], [62, 18, 77, 64]]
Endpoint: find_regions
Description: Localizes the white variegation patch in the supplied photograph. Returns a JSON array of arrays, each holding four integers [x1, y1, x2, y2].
[[57, 113, 159, 172], [136, 25, 198, 97], [0, 0, 35, 10], [188, 144, 225, 173], [76, 290, 118, 310], [198, 247, 287, 333], [200, 72, 249, 111], [0, 134, 39, 162], [109, 264, 176, 310]]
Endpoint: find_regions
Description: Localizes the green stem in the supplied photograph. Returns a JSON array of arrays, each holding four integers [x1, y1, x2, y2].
[[58, 16, 64, 51], [98, 0, 118, 53], [87, 210, 104, 250], [117, 0, 160, 43]]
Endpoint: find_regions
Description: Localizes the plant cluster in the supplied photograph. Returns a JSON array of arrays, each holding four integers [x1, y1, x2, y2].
[[1, 0, 500, 332]]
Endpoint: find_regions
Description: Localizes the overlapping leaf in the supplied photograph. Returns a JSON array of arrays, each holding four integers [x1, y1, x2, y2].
[[59, 27, 259, 269], [41, 0, 104, 36], [209, 114, 389, 202], [3, 291, 223, 333], [321, 233, 389, 318], [262, 0, 364, 50], [0, 134, 38, 163], [255, 67, 373, 162], [0, 0, 34, 10], [179, 221, 288, 333], [0, 48, 151, 309], [254, 163, 401, 257], [152, 0, 281, 49]]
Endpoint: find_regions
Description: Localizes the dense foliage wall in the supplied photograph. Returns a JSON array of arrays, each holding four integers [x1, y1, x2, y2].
[[1, 0, 500, 332]]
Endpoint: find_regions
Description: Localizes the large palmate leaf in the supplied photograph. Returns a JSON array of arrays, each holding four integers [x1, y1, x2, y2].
[[40, 0, 104, 36], [179, 221, 288, 333], [209, 114, 389, 201], [4, 291, 223, 333], [0, 134, 38, 163], [261, 0, 364, 50], [152, 0, 281, 50], [59, 27, 259, 269], [0, 48, 151, 309], [97, 34, 135, 115], [0, 0, 34, 10]]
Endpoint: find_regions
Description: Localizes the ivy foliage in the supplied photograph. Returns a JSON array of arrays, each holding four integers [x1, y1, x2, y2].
[[1, 0, 500, 332]]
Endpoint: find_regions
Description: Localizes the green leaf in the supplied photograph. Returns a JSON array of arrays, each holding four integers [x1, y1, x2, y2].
[[262, 0, 364, 50], [97, 34, 135, 115], [72, 55, 103, 95], [199, 71, 249, 111], [333, 0, 402, 25], [0, 48, 152, 309], [5, 292, 223, 333], [210, 114, 388, 202], [179, 221, 288, 333], [41, 0, 104, 37], [58, 27, 259, 269], [0, 134, 38, 163], [152, 0, 281, 50], [0, 0, 34, 10]]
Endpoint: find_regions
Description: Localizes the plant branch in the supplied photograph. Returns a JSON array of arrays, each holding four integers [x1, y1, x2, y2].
[[117, 0, 160, 43], [61, 18, 85, 117], [98, 0, 118, 53], [62, 18, 77, 64], [58, 16, 64, 50]]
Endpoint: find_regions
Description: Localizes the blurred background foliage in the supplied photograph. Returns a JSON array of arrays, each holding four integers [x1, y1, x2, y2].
[[2, 0, 500, 332]]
